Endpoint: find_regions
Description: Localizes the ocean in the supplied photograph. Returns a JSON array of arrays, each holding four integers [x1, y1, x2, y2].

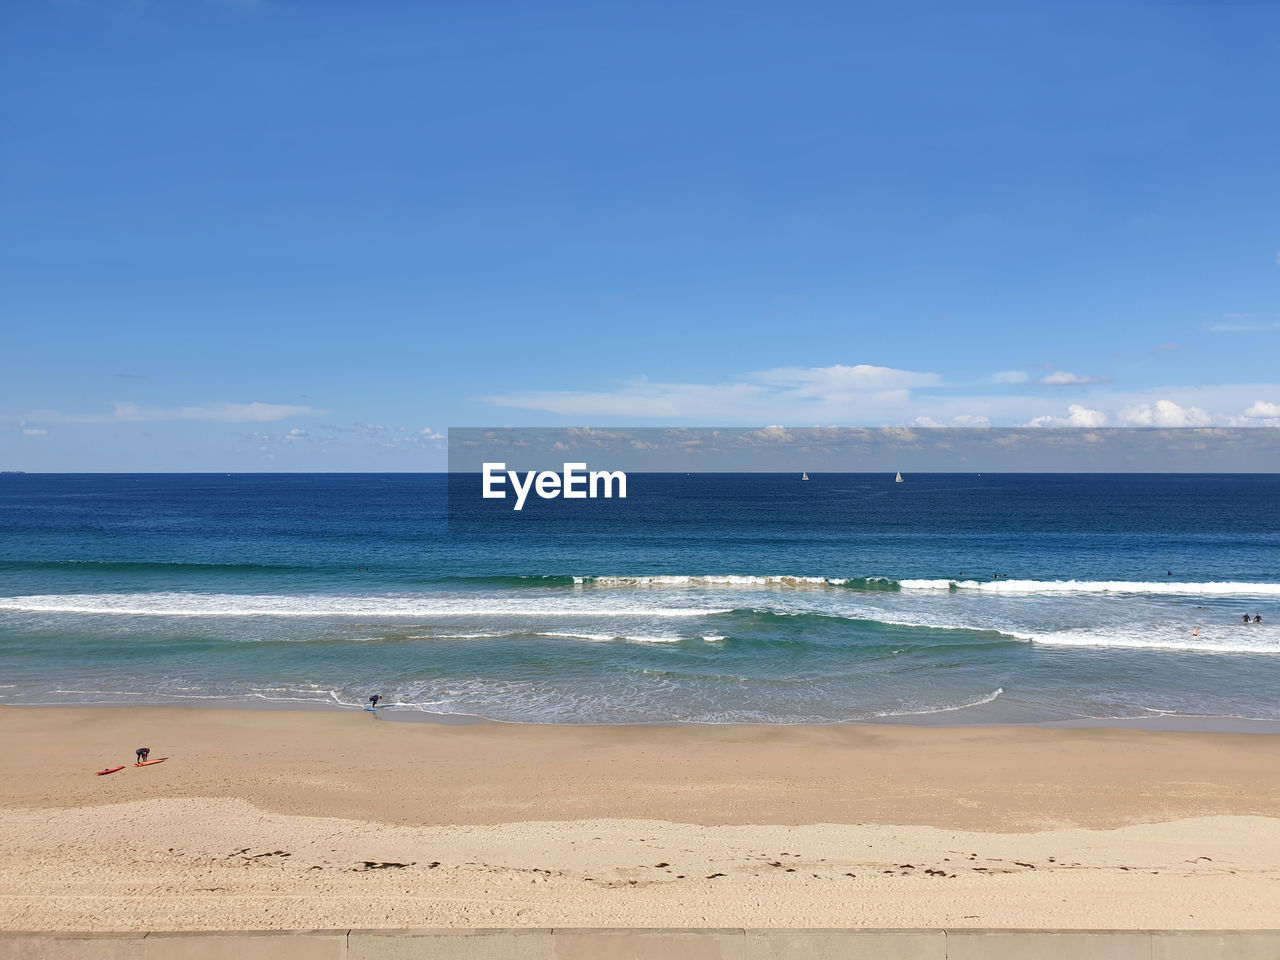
[[1, 472, 1277, 725]]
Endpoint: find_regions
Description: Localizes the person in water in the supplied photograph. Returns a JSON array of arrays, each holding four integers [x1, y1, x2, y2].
[[135, 746, 150, 764], [1255, 614, 1264, 623], [1243, 614, 1252, 624], [368, 694, 381, 708]]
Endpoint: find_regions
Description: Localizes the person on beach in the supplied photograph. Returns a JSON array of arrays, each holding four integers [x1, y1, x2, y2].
[[135, 747, 150, 763]]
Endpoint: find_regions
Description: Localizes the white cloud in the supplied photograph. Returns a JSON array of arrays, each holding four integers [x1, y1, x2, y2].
[[1208, 314, 1280, 333], [992, 370, 1029, 384], [742, 425, 795, 443], [916, 414, 991, 427], [1116, 400, 1212, 427], [1244, 401, 1280, 420], [485, 380, 765, 419], [483, 365, 1280, 431], [1027, 404, 1108, 428], [32, 401, 320, 424], [1038, 371, 1108, 387], [417, 428, 445, 441], [483, 364, 938, 421], [21, 427, 47, 436], [284, 428, 308, 442], [752, 363, 941, 395]]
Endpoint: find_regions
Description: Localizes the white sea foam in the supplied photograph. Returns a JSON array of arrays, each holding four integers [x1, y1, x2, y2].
[[902, 579, 1280, 596], [1033, 627, 1280, 655], [661, 687, 1011, 725], [404, 632, 520, 641], [540, 630, 684, 643], [868, 686, 1005, 719], [403, 630, 684, 643], [575, 574, 861, 588], [559, 574, 1280, 598], [860, 613, 1035, 641], [0, 592, 727, 618]]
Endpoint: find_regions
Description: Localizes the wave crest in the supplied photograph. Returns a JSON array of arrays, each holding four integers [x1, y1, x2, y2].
[[0, 592, 726, 618], [903, 579, 1280, 596]]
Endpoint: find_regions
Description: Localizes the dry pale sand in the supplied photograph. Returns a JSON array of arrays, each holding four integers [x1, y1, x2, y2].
[[2, 705, 1279, 930]]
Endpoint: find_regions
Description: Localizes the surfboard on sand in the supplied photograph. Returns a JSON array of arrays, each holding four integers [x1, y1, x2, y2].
[[96, 765, 125, 776], [134, 757, 167, 767]]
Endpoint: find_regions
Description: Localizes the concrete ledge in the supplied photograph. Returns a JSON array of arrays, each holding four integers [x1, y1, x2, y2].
[[1151, 930, 1280, 960], [745, 928, 946, 959], [0, 932, 146, 960], [552, 928, 745, 960], [3, 929, 1280, 959], [349, 928, 552, 960], [947, 930, 1154, 959], [142, 930, 346, 960]]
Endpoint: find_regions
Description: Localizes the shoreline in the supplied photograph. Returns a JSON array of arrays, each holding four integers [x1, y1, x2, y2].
[[3, 704, 1280, 930], [8, 697, 1280, 735], [7, 704, 1280, 830]]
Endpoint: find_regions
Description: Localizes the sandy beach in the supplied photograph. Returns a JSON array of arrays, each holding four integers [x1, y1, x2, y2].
[[2, 705, 1279, 930]]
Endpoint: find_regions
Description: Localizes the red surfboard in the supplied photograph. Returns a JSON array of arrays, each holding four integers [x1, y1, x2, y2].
[[134, 757, 167, 767], [96, 765, 125, 776]]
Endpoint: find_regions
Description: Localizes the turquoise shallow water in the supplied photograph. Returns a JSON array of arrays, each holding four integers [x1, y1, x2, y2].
[[1, 473, 1278, 723]]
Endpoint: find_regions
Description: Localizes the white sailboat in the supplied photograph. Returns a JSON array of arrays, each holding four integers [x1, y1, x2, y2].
[[801, 472, 810, 481], [894, 471, 903, 483]]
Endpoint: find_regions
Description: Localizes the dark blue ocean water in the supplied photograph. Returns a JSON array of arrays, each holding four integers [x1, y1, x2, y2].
[[1, 473, 1278, 723]]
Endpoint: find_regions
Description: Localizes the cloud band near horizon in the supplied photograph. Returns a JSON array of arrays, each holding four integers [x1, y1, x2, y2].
[[480, 363, 1280, 428]]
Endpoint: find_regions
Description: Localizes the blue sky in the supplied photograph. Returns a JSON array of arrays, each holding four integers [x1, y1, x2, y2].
[[2, 0, 1278, 470]]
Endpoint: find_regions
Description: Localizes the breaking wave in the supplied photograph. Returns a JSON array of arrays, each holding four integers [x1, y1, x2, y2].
[[0, 592, 728, 618]]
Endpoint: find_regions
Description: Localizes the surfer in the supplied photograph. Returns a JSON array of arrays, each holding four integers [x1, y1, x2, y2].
[[1192, 628, 1199, 637], [368, 694, 381, 708], [135, 746, 150, 763], [1243, 614, 1252, 624], [1255, 614, 1263, 624]]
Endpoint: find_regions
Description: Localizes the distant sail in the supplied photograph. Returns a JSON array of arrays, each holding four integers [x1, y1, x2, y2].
[[801, 472, 810, 481], [895, 471, 903, 483]]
